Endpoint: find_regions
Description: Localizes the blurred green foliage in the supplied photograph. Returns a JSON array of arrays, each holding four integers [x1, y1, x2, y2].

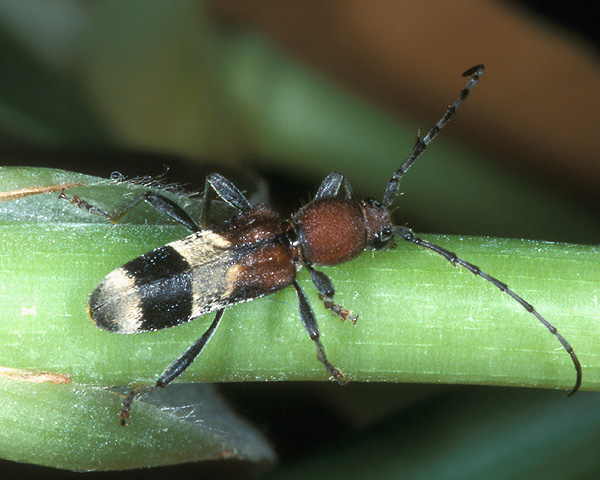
[[1, 1, 599, 477]]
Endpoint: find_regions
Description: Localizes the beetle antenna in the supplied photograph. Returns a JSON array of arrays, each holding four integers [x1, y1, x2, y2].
[[383, 65, 485, 208], [392, 225, 582, 396]]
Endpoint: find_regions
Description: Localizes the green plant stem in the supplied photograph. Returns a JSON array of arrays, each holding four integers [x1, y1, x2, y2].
[[2, 172, 598, 394]]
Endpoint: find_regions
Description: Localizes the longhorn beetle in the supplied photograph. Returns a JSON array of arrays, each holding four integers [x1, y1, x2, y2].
[[61, 65, 581, 425]]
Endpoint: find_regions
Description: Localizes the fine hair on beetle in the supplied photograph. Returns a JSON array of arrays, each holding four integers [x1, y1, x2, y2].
[[60, 64, 581, 425]]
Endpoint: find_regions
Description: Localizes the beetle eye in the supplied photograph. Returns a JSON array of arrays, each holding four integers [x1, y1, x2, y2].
[[372, 227, 394, 250], [380, 227, 394, 243]]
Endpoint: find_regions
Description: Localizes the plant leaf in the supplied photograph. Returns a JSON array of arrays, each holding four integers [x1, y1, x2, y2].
[[1, 166, 599, 470]]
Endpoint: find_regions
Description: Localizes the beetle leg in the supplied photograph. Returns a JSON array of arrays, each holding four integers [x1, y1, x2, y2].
[[199, 173, 252, 228], [292, 279, 347, 384], [314, 172, 354, 200], [60, 189, 201, 232], [305, 264, 358, 324], [119, 309, 225, 425]]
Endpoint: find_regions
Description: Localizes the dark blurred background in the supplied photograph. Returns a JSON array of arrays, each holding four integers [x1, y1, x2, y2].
[[1, 1, 599, 478]]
